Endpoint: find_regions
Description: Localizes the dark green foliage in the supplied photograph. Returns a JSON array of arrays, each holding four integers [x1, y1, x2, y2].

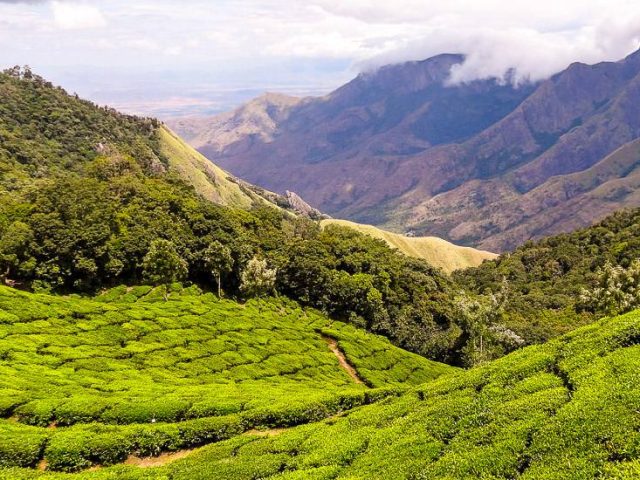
[[141, 239, 188, 288], [201, 241, 233, 297], [0, 70, 464, 363], [455, 208, 640, 343]]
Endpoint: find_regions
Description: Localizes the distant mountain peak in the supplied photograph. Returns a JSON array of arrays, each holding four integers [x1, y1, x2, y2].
[[172, 50, 640, 251]]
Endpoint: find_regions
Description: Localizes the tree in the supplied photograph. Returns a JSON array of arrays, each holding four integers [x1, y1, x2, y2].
[[579, 260, 640, 316], [203, 241, 233, 297], [455, 279, 520, 367], [0, 221, 34, 280], [240, 257, 277, 298], [142, 239, 188, 299]]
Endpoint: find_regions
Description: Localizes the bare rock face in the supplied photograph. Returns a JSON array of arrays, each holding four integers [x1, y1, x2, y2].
[[172, 49, 640, 252], [284, 190, 327, 220]]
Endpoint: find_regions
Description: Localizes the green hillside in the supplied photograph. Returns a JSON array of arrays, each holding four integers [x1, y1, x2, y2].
[[456, 207, 640, 343], [2, 292, 639, 479], [0, 284, 453, 474], [158, 126, 276, 209], [321, 219, 497, 273], [0, 68, 477, 365]]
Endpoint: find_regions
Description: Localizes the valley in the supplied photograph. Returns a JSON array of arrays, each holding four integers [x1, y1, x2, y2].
[[172, 50, 640, 251], [2, 50, 640, 480]]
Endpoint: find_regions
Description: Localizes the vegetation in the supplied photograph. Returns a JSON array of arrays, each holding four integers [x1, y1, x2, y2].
[[579, 260, 640, 316], [141, 240, 188, 293], [240, 257, 277, 298], [0, 65, 639, 480], [0, 68, 480, 365], [456, 208, 640, 344], [321, 219, 497, 274], [3, 291, 640, 478], [0, 284, 453, 472]]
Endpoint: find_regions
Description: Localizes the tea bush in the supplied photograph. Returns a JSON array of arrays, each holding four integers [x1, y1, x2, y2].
[[0, 285, 452, 472], [5, 308, 636, 478]]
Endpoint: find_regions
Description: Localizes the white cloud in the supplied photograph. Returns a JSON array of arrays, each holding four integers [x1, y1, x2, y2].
[[313, 0, 640, 84], [2, 0, 640, 114], [51, 1, 106, 30]]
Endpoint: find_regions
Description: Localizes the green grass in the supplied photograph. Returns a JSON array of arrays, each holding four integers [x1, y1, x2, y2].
[[321, 219, 497, 273], [158, 127, 263, 209], [0, 284, 453, 473], [5, 304, 639, 479]]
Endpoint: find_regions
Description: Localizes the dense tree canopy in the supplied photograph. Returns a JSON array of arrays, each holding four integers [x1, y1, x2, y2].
[[456, 208, 640, 343], [4, 67, 639, 367]]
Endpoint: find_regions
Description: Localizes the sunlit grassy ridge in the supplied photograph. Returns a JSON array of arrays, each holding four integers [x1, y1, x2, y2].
[[5, 306, 638, 479], [159, 127, 266, 209], [0, 284, 452, 473], [321, 219, 497, 273]]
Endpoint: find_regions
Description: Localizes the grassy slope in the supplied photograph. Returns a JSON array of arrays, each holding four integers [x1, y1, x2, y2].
[[159, 126, 275, 209], [0, 285, 453, 473], [321, 219, 497, 273], [11, 306, 640, 479]]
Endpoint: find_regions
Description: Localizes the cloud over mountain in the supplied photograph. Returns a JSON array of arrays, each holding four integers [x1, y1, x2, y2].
[[1, 0, 639, 113]]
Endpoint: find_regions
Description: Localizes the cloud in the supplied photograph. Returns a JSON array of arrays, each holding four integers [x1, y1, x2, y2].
[[317, 0, 640, 84], [51, 1, 106, 30], [1, 0, 640, 115]]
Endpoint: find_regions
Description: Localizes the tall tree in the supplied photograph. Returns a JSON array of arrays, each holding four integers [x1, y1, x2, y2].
[[203, 241, 233, 297], [579, 260, 640, 316], [240, 257, 277, 299], [142, 239, 188, 299]]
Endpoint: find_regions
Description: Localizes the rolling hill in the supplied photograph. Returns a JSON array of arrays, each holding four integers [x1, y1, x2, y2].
[[172, 49, 640, 251], [0, 284, 453, 474], [2, 286, 639, 479], [0, 67, 484, 368], [321, 219, 497, 273]]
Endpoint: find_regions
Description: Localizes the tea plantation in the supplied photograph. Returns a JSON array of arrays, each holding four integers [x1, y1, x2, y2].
[[3, 292, 639, 479], [0, 284, 453, 474]]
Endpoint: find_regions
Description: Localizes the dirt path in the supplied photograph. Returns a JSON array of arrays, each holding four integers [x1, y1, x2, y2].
[[124, 449, 200, 468], [244, 428, 286, 438], [323, 336, 365, 385]]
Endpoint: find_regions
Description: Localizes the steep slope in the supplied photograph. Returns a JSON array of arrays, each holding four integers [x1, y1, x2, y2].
[[159, 126, 258, 208], [5, 300, 640, 478], [175, 50, 640, 251], [0, 69, 264, 212], [321, 219, 497, 273], [0, 68, 473, 367], [0, 284, 454, 473]]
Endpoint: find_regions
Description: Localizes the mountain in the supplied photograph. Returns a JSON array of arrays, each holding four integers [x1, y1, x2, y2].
[[321, 219, 497, 273], [172, 49, 640, 251], [171, 92, 302, 155]]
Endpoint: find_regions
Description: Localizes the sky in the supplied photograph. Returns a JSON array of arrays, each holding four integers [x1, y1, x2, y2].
[[1, 0, 640, 117]]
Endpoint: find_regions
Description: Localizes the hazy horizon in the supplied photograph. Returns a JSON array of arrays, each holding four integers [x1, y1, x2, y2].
[[2, 0, 640, 117]]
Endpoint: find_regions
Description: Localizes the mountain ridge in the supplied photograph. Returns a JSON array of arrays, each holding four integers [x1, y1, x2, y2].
[[171, 49, 640, 251]]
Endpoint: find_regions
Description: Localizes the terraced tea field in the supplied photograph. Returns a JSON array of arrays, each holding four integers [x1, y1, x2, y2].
[[0, 284, 452, 474], [3, 288, 640, 479]]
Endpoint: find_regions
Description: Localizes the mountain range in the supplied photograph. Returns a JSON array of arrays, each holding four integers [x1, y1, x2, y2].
[[171, 49, 640, 251]]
